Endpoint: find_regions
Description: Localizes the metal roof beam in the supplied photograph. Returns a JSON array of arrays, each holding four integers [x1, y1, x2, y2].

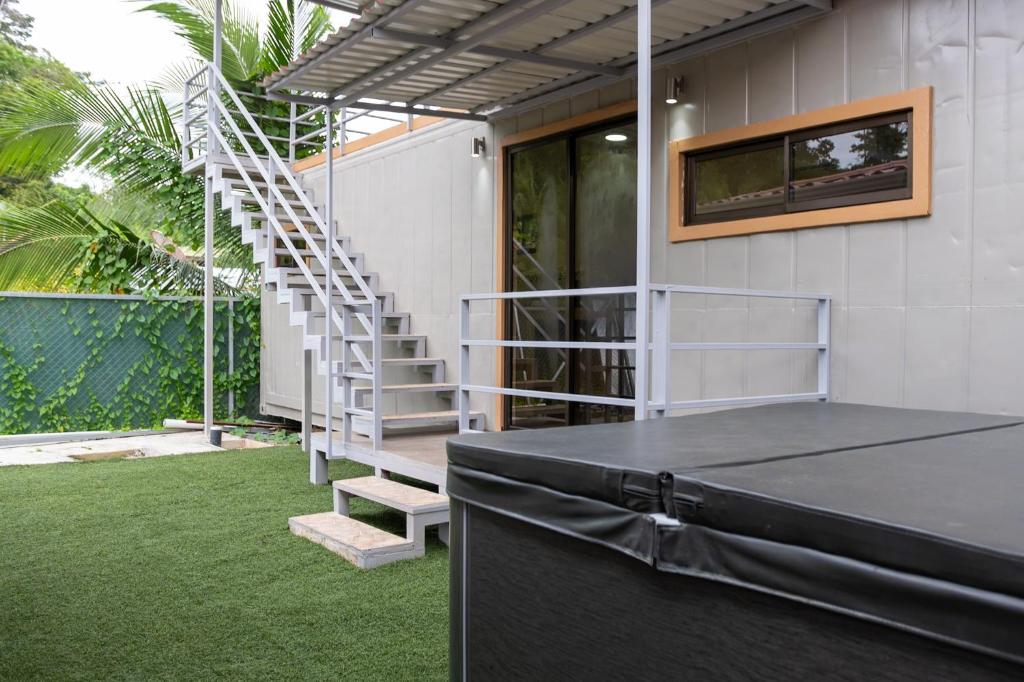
[[370, 27, 624, 77], [326, 0, 541, 100], [304, 0, 364, 13], [340, 100, 487, 121], [483, 0, 830, 119], [270, 0, 436, 91], [334, 0, 577, 105], [266, 90, 485, 121], [409, 0, 673, 107]]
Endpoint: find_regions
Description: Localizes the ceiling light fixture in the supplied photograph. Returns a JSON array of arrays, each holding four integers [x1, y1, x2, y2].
[[605, 133, 628, 142]]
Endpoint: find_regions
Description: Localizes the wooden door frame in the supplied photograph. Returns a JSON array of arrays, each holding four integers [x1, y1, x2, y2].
[[495, 99, 638, 430]]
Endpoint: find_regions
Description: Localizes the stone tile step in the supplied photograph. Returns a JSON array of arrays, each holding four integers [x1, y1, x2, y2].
[[288, 512, 419, 569], [334, 476, 448, 515]]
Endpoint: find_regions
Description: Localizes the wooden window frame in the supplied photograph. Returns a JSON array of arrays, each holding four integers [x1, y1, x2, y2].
[[668, 86, 932, 242]]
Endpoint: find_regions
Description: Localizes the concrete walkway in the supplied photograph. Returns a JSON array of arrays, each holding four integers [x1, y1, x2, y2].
[[0, 430, 267, 466]]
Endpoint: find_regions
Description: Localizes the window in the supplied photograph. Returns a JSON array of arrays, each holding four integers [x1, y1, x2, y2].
[[685, 112, 911, 225], [668, 87, 931, 242]]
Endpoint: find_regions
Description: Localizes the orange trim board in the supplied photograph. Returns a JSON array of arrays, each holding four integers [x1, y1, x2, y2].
[[668, 86, 933, 242], [291, 115, 445, 173]]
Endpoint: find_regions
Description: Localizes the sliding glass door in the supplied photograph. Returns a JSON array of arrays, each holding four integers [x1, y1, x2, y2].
[[505, 117, 637, 429]]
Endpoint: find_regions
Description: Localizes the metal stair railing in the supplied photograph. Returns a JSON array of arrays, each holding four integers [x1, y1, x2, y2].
[[182, 62, 384, 449]]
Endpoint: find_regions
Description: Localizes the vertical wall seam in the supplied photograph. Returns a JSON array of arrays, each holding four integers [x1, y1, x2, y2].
[[965, 0, 977, 409], [743, 40, 751, 397], [842, 6, 851, 402], [790, 28, 798, 394], [900, 0, 910, 406]]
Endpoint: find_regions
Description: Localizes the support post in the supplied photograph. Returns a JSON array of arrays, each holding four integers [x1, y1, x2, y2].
[[458, 297, 471, 432], [817, 297, 831, 400], [302, 348, 314, 451], [633, 0, 652, 421], [227, 298, 235, 417], [324, 107, 335, 460], [203, 174, 215, 439], [202, 0, 224, 441], [650, 287, 670, 417], [308, 351, 327, 483]]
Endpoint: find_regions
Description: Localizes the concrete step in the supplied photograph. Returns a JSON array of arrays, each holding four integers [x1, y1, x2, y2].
[[333, 476, 450, 550], [333, 476, 448, 515], [288, 512, 418, 569]]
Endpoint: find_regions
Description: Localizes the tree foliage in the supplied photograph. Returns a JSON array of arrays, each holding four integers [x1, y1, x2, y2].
[[0, 0, 334, 294]]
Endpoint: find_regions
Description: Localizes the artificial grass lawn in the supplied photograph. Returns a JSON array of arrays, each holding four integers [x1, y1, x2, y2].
[[0, 447, 449, 681]]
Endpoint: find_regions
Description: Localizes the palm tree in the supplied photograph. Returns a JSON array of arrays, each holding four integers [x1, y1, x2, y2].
[[0, 0, 333, 294]]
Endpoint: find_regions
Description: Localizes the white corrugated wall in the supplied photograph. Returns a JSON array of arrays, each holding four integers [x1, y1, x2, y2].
[[261, 0, 1024, 425]]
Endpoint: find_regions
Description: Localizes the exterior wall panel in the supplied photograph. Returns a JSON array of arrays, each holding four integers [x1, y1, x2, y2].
[[261, 0, 1024, 424]]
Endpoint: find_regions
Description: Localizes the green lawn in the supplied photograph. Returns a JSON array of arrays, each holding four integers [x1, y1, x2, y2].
[[0, 447, 449, 681]]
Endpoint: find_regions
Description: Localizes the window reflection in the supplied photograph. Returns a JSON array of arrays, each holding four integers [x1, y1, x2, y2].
[[693, 143, 784, 216], [789, 120, 909, 204]]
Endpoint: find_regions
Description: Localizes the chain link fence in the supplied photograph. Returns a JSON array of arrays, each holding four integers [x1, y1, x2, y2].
[[0, 292, 260, 435]]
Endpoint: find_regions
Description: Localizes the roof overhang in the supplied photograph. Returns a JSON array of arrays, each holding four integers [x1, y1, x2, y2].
[[268, 0, 832, 121]]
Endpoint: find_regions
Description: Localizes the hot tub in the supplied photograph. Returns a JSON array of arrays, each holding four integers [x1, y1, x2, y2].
[[446, 402, 1024, 681]]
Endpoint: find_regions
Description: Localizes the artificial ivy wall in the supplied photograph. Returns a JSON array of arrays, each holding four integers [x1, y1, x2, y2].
[[0, 294, 260, 435]]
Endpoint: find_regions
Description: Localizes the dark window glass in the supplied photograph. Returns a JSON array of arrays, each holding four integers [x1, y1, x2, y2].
[[789, 116, 910, 207], [683, 111, 913, 226], [692, 141, 784, 220]]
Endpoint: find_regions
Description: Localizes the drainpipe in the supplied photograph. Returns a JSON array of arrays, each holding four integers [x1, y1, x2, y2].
[[203, 0, 223, 441], [633, 0, 651, 422]]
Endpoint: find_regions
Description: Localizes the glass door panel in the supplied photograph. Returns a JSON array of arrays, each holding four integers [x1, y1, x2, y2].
[[505, 118, 637, 429], [572, 123, 637, 425], [507, 138, 570, 428]]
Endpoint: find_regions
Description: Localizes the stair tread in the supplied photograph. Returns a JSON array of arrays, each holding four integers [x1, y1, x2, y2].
[[379, 357, 442, 365], [376, 410, 479, 422], [352, 383, 456, 393], [333, 476, 448, 514], [288, 512, 412, 552]]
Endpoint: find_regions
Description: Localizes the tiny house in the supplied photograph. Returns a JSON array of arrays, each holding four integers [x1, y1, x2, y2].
[[183, 0, 1023, 515]]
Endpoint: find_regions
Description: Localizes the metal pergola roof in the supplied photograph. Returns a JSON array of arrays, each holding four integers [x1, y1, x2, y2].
[[265, 0, 830, 119]]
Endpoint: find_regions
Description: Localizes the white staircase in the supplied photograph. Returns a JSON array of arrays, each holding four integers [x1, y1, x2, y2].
[[183, 64, 478, 567]]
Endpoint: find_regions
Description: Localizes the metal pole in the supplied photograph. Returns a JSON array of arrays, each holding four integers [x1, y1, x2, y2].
[[325, 107, 335, 460], [633, 0, 652, 421], [203, 0, 223, 441], [227, 298, 235, 417]]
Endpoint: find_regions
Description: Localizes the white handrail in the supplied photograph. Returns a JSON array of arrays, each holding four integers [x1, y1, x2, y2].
[[457, 284, 832, 431], [184, 62, 386, 443]]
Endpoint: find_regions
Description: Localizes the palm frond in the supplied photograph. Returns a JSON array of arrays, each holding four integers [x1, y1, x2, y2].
[[0, 198, 239, 295], [133, 0, 262, 85], [262, 0, 333, 74]]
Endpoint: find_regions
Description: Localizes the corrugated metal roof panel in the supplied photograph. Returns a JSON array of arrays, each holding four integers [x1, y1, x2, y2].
[[264, 0, 824, 116]]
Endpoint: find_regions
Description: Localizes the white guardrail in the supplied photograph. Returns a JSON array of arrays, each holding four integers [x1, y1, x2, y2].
[[457, 284, 831, 431]]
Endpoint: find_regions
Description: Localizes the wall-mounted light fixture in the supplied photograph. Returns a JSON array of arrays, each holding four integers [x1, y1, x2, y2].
[[471, 137, 486, 158], [666, 75, 684, 105]]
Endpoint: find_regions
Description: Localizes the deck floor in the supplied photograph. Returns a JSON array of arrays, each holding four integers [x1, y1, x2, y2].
[[309, 431, 452, 488]]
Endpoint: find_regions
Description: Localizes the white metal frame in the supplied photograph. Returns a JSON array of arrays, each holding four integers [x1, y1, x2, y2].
[[183, 59, 385, 451], [457, 285, 831, 431]]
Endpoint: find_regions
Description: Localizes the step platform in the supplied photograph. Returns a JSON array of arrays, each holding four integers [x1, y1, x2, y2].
[[288, 512, 417, 569], [289, 475, 450, 569]]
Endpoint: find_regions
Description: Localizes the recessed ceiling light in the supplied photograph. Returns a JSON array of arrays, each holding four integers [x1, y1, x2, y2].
[[605, 133, 628, 142]]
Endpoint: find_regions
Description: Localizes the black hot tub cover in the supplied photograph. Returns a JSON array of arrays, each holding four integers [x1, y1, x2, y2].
[[446, 402, 1024, 664]]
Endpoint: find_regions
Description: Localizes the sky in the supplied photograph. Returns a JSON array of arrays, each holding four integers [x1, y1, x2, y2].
[[16, 0, 355, 189], [20, 0, 352, 87]]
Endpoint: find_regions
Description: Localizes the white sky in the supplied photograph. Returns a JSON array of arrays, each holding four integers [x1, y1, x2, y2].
[[18, 0, 361, 190], [21, 0, 351, 87]]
